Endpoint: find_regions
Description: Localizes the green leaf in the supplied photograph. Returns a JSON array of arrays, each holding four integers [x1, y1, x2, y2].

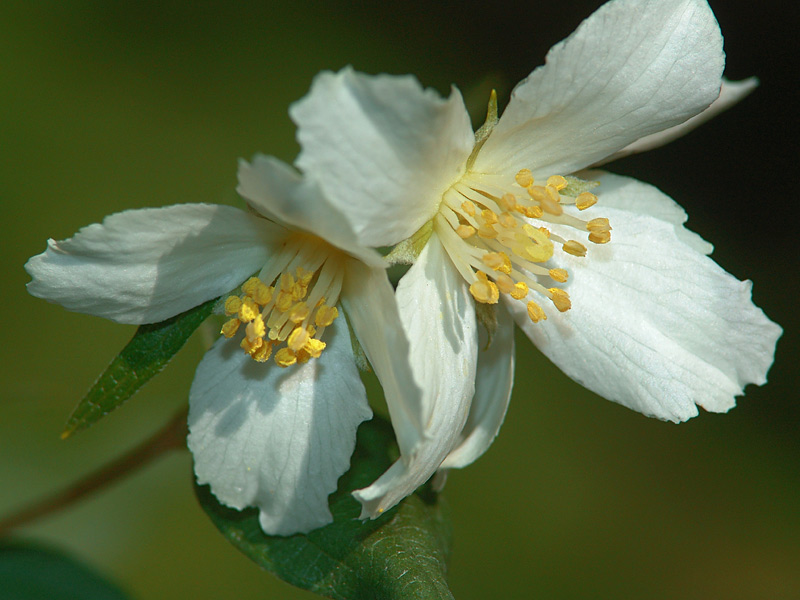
[[62, 299, 217, 438], [195, 417, 454, 600], [0, 542, 131, 600]]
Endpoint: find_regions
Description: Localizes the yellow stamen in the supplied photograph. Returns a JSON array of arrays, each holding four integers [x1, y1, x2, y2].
[[575, 192, 598, 210], [589, 231, 611, 244], [510, 281, 529, 300], [245, 314, 266, 342], [251, 341, 274, 363], [224, 296, 242, 316], [288, 302, 310, 324], [456, 224, 476, 238], [275, 348, 297, 368], [477, 225, 498, 239], [495, 273, 515, 294], [481, 209, 498, 225], [549, 268, 569, 283], [469, 271, 500, 304], [515, 169, 534, 188], [303, 338, 326, 359], [461, 200, 476, 216], [527, 300, 546, 323], [587, 218, 611, 233], [549, 288, 571, 312], [562, 240, 587, 257], [482, 252, 512, 274], [546, 175, 568, 191], [315, 304, 338, 327], [221, 318, 240, 338], [499, 193, 517, 211], [238, 297, 259, 322], [287, 326, 310, 352]]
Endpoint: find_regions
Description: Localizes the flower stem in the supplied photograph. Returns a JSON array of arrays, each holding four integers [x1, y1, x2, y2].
[[0, 408, 188, 537]]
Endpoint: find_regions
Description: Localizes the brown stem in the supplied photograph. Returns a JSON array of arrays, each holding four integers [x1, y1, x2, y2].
[[0, 408, 188, 537]]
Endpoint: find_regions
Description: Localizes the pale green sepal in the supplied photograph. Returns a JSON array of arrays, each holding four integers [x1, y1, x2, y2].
[[474, 302, 498, 351], [561, 175, 600, 197], [385, 220, 434, 265], [465, 90, 498, 171]]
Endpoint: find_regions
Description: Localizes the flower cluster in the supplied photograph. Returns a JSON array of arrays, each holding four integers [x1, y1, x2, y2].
[[25, 0, 780, 536]]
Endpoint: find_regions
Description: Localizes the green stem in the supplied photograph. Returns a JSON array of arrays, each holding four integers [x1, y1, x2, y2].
[[0, 408, 188, 537]]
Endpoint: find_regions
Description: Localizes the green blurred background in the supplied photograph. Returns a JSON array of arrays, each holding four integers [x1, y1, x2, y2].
[[1, 1, 796, 598]]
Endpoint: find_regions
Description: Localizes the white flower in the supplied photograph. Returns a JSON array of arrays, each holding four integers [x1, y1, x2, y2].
[[288, 0, 782, 518], [25, 154, 423, 535]]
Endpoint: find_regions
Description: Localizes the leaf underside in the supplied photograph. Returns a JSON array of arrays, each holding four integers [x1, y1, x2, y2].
[[62, 299, 217, 438], [195, 417, 454, 600]]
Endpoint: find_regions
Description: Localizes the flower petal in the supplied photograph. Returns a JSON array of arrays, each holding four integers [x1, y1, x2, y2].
[[291, 67, 475, 246], [474, 0, 724, 178], [509, 173, 781, 422], [25, 204, 281, 324], [440, 304, 515, 470], [340, 260, 424, 458], [187, 316, 371, 536], [597, 78, 759, 164], [353, 234, 478, 517], [237, 154, 385, 269]]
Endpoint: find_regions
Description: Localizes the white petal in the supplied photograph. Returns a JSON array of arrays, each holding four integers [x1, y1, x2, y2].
[[440, 304, 515, 470], [340, 260, 424, 457], [291, 67, 475, 246], [598, 78, 759, 164], [474, 0, 724, 179], [353, 234, 478, 517], [509, 173, 781, 422], [188, 316, 372, 536], [237, 155, 385, 269], [25, 204, 281, 324]]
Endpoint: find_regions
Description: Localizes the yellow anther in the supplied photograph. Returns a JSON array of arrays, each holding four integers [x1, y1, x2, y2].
[[518, 204, 544, 219], [495, 273, 515, 294], [527, 300, 547, 323], [275, 290, 294, 313], [546, 175, 568, 190], [575, 192, 598, 210], [295, 349, 311, 365], [539, 227, 551, 237], [242, 278, 270, 305], [224, 296, 243, 316], [586, 218, 611, 233], [279, 272, 295, 292], [589, 231, 611, 244], [287, 326, 310, 352], [461, 201, 476, 216], [499, 193, 517, 211], [296, 267, 314, 285], [549, 288, 572, 312], [477, 225, 498, 239], [527, 185, 546, 202], [303, 338, 326, 359], [481, 209, 498, 225], [315, 304, 339, 328], [515, 169, 534, 188], [562, 240, 587, 257], [469, 271, 500, 304], [288, 302, 310, 324], [510, 281, 529, 300], [520, 225, 555, 261], [456, 224, 476, 238], [549, 268, 569, 283], [499, 212, 517, 229], [275, 348, 297, 368], [221, 318, 240, 338], [250, 341, 273, 363], [241, 335, 263, 355], [482, 251, 512, 274], [291, 281, 309, 302], [245, 314, 266, 342], [238, 297, 259, 322], [540, 185, 563, 216]]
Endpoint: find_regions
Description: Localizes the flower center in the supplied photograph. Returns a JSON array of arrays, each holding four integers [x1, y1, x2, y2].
[[435, 169, 611, 323], [220, 234, 342, 366]]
